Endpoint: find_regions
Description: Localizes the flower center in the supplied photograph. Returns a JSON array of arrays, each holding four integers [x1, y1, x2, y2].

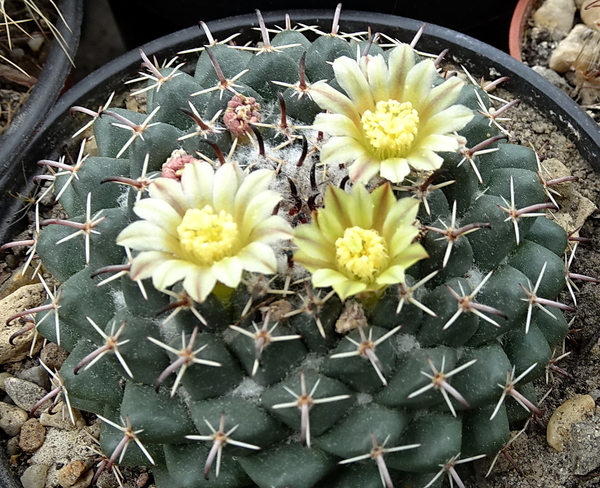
[[361, 100, 419, 158], [177, 206, 238, 265], [335, 227, 389, 283]]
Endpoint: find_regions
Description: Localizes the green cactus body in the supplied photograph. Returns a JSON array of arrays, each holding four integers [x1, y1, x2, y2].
[[16, 10, 581, 488]]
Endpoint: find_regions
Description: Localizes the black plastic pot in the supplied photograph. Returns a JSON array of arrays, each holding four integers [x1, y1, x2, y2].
[[107, 0, 520, 53], [1, 8, 600, 485], [0, 0, 83, 219]]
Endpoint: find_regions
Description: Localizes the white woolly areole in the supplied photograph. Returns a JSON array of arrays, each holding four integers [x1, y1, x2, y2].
[[395, 334, 420, 354], [231, 377, 264, 400]]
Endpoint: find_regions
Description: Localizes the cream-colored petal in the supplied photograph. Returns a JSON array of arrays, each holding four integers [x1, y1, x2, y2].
[[370, 183, 395, 231], [389, 227, 420, 258], [117, 221, 181, 254], [332, 56, 374, 113], [152, 259, 199, 290], [237, 242, 278, 274], [133, 198, 181, 236], [389, 243, 429, 269], [311, 203, 346, 244], [240, 190, 284, 241], [294, 252, 337, 273], [212, 162, 239, 214], [181, 160, 214, 210], [320, 136, 368, 165], [313, 113, 363, 140], [346, 183, 373, 229], [419, 76, 466, 119], [417, 134, 461, 153], [379, 157, 411, 184], [311, 268, 349, 288], [148, 178, 188, 216], [406, 149, 444, 171], [388, 44, 416, 101], [293, 226, 336, 264], [382, 198, 420, 244], [247, 215, 293, 244], [403, 59, 438, 111], [332, 279, 367, 300], [234, 168, 274, 224], [211, 256, 243, 288], [421, 104, 475, 135], [376, 264, 406, 286], [129, 251, 172, 280], [321, 186, 353, 230], [310, 81, 361, 127], [183, 270, 218, 303], [348, 153, 382, 184], [366, 54, 389, 103]]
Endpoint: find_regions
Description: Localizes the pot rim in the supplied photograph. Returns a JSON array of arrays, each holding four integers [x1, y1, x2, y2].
[[2, 8, 599, 238]]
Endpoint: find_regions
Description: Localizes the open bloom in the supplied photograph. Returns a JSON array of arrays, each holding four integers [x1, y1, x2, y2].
[[117, 161, 292, 303], [310, 43, 474, 183], [294, 183, 427, 300]]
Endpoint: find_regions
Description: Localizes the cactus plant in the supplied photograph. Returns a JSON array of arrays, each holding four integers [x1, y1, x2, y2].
[[3, 7, 587, 488]]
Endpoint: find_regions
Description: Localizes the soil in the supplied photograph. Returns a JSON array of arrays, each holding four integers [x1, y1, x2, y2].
[[0, 0, 60, 136], [2, 22, 600, 488]]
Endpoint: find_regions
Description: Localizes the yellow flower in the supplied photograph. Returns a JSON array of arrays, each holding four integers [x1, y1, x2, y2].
[[293, 183, 427, 300], [310, 43, 474, 183], [117, 161, 292, 303]]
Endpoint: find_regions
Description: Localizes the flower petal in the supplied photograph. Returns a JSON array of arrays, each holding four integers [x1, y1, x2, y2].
[[149, 178, 188, 216], [388, 44, 416, 101], [183, 270, 218, 303], [332, 56, 374, 113], [379, 157, 411, 184], [129, 251, 172, 280], [117, 221, 181, 254], [311, 268, 349, 288], [237, 242, 278, 274], [313, 113, 363, 140], [181, 160, 214, 210], [152, 259, 199, 290], [366, 54, 389, 102], [320, 136, 368, 165], [212, 162, 239, 214], [310, 81, 360, 126], [133, 198, 181, 237], [348, 153, 382, 184], [211, 256, 243, 288]]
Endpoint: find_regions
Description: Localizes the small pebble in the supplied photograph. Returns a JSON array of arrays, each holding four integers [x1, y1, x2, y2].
[[40, 402, 85, 430], [71, 469, 94, 488], [40, 343, 69, 371], [0, 284, 45, 364], [18, 365, 51, 391], [6, 436, 20, 455], [19, 418, 46, 452], [534, 0, 577, 38], [4, 377, 48, 413], [569, 421, 600, 475], [0, 401, 28, 436], [0, 372, 14, 390], [581, 0, 600, 30], [549, 24, 596, 72], [58, 460, 89, 488], [547, 394, 595, 451], [20, 464, 48, 488]]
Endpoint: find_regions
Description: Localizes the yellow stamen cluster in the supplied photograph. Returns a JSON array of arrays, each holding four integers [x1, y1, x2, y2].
[[335, 227, 389, 283], [178, 205, 238, 265], [361, 100, 419, 159]]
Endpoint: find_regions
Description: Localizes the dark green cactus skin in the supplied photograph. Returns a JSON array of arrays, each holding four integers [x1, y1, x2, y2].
[[32, 21, 574, 488]]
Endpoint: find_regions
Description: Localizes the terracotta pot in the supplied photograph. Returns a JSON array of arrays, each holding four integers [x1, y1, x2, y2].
[[509, 0, 543, 60]]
